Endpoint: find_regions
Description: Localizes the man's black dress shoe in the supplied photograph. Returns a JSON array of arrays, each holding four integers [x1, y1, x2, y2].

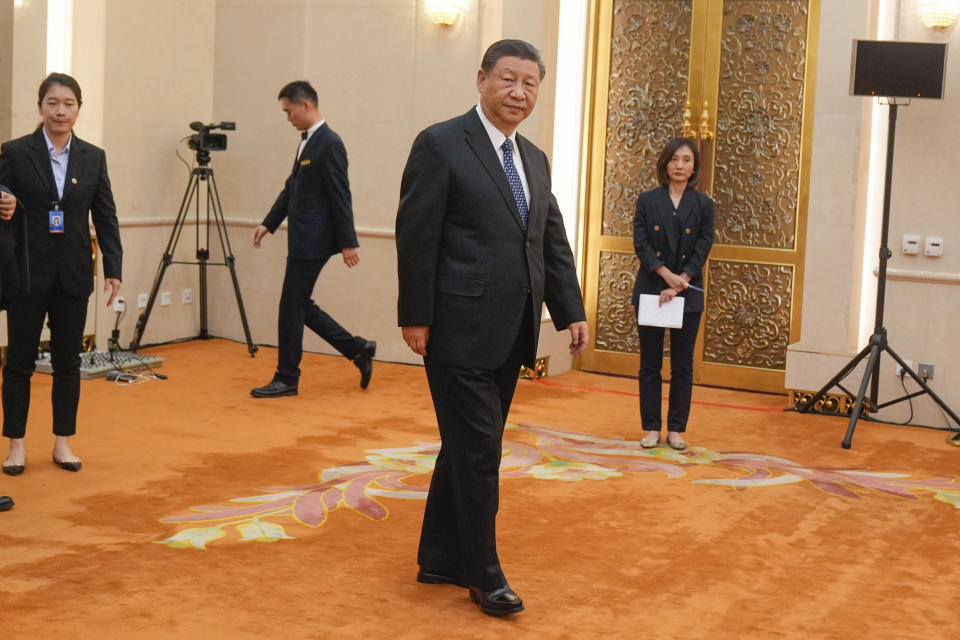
[[250, 380, 299, 398], [353, 340, 376, 390], [2, 462, 25, 476], [52, 455, 82, 472], [417, 569, 467, 588], [0, 496, 13, 511], [469, 586, 524, 616]]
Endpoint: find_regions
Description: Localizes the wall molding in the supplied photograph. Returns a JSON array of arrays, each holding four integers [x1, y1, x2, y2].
[[873, 266, 960, 285], [110, 218, 395, 239]]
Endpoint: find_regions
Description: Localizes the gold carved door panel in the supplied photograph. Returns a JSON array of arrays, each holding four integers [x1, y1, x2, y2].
[[579, 0, 819, 393]]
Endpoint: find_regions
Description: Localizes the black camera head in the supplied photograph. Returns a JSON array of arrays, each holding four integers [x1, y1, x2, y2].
[[187, 121, 236, 157]]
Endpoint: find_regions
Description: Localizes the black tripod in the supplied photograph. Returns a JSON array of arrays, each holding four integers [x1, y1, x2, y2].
[[130, 149, 257, 357], [798, 100, 959, 447]]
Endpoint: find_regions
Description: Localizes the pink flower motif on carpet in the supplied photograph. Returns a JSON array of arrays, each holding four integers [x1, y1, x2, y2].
[[156, 423, 960, 549]]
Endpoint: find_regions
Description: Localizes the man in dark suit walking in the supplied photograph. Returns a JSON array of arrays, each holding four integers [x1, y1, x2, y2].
[[251, 81, 375, 398], [395, 40, 588, 616]]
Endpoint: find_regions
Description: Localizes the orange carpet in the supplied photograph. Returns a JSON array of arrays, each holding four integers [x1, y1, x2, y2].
[[1, 339, 958, 639]]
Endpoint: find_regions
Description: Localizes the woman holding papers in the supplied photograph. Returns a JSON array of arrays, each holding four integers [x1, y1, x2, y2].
[[631, 138, 714, 450]]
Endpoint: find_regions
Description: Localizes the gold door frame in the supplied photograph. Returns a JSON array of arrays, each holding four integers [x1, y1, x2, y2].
[[578, 0, 820, 393]]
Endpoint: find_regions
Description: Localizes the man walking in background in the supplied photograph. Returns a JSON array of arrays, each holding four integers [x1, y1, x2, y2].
[[395, 40, 588, 616], [251, 81, 375, 398]]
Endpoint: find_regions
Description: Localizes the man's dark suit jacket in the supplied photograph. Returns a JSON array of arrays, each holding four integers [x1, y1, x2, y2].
[[262, 123, 359, 258], [0, 128, 122, 300], [396, 108, 585, 370], [632, 186, 715, 312]]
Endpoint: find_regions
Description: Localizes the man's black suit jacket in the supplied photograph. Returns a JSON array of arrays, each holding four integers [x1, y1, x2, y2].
[[0, 128, 122, 300], [262, 123, 359, 259], [631, 186, 714, 312], [396, 108, 585, 370]]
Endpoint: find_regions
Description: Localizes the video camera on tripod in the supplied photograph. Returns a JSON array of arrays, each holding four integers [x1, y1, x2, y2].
[[130, 119, 256, 357], [188, 121, 236, 160]]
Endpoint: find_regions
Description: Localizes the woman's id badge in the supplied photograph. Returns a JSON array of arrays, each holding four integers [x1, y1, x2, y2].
[[49, 206, 64, 233]]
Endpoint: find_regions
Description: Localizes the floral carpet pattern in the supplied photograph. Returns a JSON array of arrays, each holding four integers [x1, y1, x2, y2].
[[157, 422, 960, 549]]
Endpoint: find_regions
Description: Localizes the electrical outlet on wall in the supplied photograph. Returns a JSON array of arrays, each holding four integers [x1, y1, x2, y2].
[[160, 291, 171, 306], [895, 359, 913, 377], [182, 289, 193, 304], [137, 293, 148, 308]]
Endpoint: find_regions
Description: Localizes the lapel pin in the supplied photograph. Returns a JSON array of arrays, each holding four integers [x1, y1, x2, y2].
[[71, 178, 78, 184]]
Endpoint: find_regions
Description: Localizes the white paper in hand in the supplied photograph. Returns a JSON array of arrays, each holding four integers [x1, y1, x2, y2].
[[637, 294, 684, 328]]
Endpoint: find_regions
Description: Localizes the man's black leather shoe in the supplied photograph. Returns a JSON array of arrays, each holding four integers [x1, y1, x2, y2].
[[417, 569, 467, 588], [469, 586, 524, 616], [0, 496, 13, 511], [250, 380, 299, 398], [353, 340, 376, 390]]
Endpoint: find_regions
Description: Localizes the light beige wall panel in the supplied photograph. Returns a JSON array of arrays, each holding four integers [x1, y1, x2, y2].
[[102, 0, 216, 221], [10, 0, 45, 136], [0, 0, 13, 142], [870, 2, 960, 427], [499, 0, 559, 158], [411, 2, 483, 135], [212, 0, 308, 222], [71, 0, 106, 146], [784, 0, 871, 387], [870, 281, 958, 427], [305, 3, 421, 231], [97, 0, 217, 349]]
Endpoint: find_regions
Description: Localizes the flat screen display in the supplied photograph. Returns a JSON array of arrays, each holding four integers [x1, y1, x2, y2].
[[850, 40, 947, 99]]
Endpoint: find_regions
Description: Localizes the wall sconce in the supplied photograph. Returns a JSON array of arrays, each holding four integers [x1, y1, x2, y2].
[[919, 0, 960, 29], [424, 0, 465, 27]]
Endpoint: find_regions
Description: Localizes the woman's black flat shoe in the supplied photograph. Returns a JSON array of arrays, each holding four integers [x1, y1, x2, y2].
[[2, 463, 25, 476], [52, 456, 82, 472]]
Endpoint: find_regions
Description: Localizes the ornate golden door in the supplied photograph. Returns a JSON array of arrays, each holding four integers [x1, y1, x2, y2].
[[578, 0, 819, 393]]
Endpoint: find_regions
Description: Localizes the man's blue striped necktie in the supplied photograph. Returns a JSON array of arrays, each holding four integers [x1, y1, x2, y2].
[[501, 138, 528, 230]]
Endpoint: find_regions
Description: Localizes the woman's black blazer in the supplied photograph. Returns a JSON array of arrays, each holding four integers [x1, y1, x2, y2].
[[0, 128, 122, 299], [631, 185, 714, 312]]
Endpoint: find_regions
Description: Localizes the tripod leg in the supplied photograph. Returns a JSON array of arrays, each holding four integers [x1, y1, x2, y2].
[[227, 256, 257, 357], [207, 172, 257, 357], [130, 174, 200, 350], [885, 345, 960, 429], [797, 343, 871, 413], [198, 250, 209, 339], [842, 342, 882, 449], [131, 259, 172, 350]]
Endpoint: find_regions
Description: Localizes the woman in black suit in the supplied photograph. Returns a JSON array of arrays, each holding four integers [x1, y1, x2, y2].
[[632, 137, 714, 450], [0, 73, 122, 475]]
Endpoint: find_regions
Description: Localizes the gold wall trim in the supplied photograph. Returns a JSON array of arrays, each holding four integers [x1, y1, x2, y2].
[[789, 389, 859, 416], [519, 356, 551, 380]]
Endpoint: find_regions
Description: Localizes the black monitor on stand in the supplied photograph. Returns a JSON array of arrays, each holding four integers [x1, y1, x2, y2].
[[799, 40, 959, 448]]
